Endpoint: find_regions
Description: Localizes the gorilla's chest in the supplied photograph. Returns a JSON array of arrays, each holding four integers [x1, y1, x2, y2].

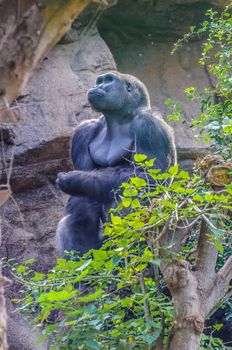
[[89, 129, 134, 167]]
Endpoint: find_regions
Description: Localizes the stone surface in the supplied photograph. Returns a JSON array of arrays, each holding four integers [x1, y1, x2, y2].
[[13, 27, 115, 165], [98, 0, 215, 167]]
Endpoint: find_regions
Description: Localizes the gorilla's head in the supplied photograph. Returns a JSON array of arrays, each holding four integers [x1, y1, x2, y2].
[[87, 71, 150, 116]]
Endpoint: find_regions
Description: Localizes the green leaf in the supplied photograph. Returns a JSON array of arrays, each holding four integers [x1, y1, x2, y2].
[[39, 290, 76, 302], [226, 184, 232, 195], [176, 170, 190, 180], [193, 194, 204, 202], [128, 220, 144, 229], [24, 259, 35, 265], [31, 272, 45, 282], [84, 340, 101, 350], [141, 333, 157, 345], [210, 236, 224, 254], [184, 87, 196, 95], [134, 154, 147, 162], [112, 254, 122, 267], [131, 198, 141, 208], [77, 289, 103, 302], [111, 214, 122, 225], [204, 42, 213, 52], [168, 164, 179, 176], [167, 114, 180, 122], [16, 265, 27, 273], [150, 259, 161, 266], [118, 339, 128, 350], [57, 258, 66, 265], [84, 304, 98, 315], [121, 297, 133, 308], [164, 98, 174, 105], [204, 193, 215, 202], [75, 258, 92, 271], [223, 125, 232, 134], [206, 121, 220, 130], [122, 197, 132, 207], [145, 159, 155, 167], [214, 323, 223, 331], [123, 188, 138, 197], [130, 177, 147, 187], [64, 320, 77, 326]]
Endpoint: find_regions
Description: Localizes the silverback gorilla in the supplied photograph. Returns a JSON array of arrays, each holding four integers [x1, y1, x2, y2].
[[56, 72, 176, 255]]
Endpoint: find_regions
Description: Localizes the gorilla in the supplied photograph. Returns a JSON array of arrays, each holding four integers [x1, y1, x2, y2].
[[56, 71, 176, 255]]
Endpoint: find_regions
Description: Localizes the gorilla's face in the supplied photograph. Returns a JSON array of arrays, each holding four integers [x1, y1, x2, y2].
[[87, 73, 126, 112]]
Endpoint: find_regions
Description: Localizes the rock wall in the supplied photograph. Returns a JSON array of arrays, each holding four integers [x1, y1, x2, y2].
[[0, 1, 224, 348], [1, 21, 116, 264], [97, 0, 217, 169]]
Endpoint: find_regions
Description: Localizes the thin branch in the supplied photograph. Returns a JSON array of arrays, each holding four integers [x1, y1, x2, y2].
[[158, 199, 198, 257], [217, 255, 232, 283], [204, 256, 232, 315], [207, 289, 232, 320], [159, 219, 195, 259], [153, 265, 165, 346], [140, 271, 152, 325]]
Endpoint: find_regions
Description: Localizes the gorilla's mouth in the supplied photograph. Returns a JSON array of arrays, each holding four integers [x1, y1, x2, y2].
[[88, 89, 105, 98]]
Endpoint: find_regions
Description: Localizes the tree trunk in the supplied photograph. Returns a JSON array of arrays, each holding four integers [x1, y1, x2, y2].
[[163, 261, 204, 350], [168, 325, 201, 350], [0, 0, 93, 122], [157, 211, 232, 350]]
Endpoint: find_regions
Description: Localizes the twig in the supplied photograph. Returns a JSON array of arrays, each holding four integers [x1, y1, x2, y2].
[[139, 271, 152, 325], [218, 255, 232, 283]]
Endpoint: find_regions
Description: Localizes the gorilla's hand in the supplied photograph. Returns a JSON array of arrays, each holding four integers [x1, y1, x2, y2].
[[56, 171, 81, 195], [56, 166, 135, 201]]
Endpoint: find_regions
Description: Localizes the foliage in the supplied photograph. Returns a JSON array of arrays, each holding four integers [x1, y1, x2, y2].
[[6, 5, 232, 350], [9, 157, 232, 349], [167, 6, 232, 159], [200, 332, 227, 350]]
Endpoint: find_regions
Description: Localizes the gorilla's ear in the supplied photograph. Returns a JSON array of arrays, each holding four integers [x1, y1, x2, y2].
[[126, 81, 132, 92]]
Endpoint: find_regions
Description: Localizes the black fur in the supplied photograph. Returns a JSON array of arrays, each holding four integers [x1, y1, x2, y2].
[[56, 72, 176, 255]]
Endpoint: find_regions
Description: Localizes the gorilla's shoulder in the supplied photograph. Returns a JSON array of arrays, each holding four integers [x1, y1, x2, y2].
[[132, 109, 176, 169], [72, 117, 104, 143], [74, 117, 105, 136], [71, 117, 105, 165], [133, 109, 173, 139]]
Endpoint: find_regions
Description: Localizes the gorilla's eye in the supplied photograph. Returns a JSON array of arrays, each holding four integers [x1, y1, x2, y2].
[[96, 77, 103, 85], [104, 75, 113, 83], [126, 82, 132, 92]]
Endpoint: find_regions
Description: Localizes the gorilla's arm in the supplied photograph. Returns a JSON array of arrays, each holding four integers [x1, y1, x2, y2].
[[56, 165, 145, 203], [133, 111, 176, 171]]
